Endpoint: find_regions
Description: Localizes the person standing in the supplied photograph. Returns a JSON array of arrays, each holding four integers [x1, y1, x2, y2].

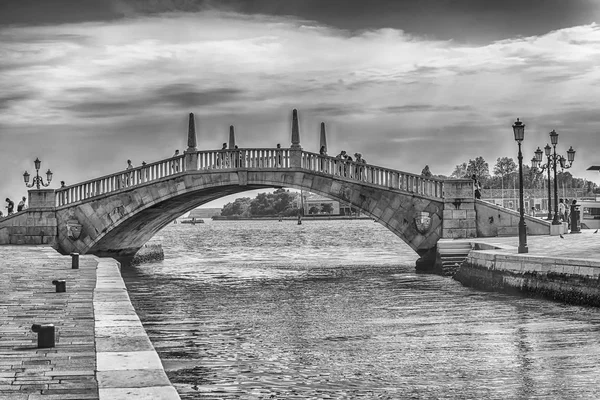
[[17, 196, 26, 212], [275, 143, 282, 167], [472, 174, 482, 200], [558, 198, 566, 221], [125, 159, 134, 186], [171, 150, 180, 173], [5, 198, 14, 215]]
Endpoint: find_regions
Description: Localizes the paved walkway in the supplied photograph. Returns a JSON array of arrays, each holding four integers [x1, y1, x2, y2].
[[0, 247, 179, 400], [0, 247, 98, 400], [466, 228, 600, 260]]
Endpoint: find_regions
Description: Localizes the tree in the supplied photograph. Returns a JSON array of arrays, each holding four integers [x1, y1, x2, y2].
[[466, 156, 490, 183], [221, 197, 252, 216], [222, 190, 300, 217], [493, 157, 517, 179], [321, 203, 334, 214], [308, 206, 320, 214], [493, 157, 517, 198], [450, 162, 468, 178]]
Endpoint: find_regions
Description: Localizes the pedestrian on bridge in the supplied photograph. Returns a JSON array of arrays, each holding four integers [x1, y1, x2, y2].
[[336, 151, 346, 176], [319, 146, 328, 172], [5, 198, 14, 215], [17, 196, 26, 212], [354, 153, 367, 181], [276, 143, 282, 167], [171, 150, 180, 173], [125, 160, 134, 186]]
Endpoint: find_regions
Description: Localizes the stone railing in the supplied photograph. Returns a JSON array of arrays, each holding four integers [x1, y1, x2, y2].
[[300, 151, 444, 198], [55, 148, 444, 206], [55, 155, 186, 206], [196, 148, 291, 169]]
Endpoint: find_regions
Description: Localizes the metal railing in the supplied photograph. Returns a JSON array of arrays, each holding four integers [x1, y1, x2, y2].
[[55, 148, 444, 206]]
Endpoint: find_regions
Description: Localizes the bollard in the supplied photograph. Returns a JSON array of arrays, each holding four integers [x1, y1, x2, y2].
[[52, 279, 66, 293], [71, 252, 79, 269], [31, 324, 55, 348]]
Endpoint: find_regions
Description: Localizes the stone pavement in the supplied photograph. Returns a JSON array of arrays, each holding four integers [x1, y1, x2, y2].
[[0, 246, 97, 400], [467, 228, 600, 259], [0, 246, 180, 400]]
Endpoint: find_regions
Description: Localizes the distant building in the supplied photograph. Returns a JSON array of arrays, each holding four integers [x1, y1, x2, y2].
[[481, 188, 586, 213], [301, 192, 340, 215], [299, 192, 363, 216]]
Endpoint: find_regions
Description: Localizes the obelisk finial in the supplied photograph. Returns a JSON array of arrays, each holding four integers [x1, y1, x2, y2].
[[319, 122, 327, 153], [291, 109, 301, 149], [229, 125, 236, 149], [187, 113, 197, 151]]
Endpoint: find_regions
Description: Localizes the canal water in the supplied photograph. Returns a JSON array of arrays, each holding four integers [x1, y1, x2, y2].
[[121, 220, 600, 399]]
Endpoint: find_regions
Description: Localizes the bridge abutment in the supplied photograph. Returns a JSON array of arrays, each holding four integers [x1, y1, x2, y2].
[[442, 180, 477, 239]]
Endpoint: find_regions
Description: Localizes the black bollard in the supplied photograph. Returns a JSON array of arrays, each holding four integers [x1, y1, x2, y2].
[[71, 252, 79, 269], [51, 279, 66, 293], [31, 324, 55, 348]]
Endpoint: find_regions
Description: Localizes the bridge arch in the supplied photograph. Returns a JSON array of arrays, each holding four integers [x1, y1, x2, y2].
[[54, 165, 444, 263]]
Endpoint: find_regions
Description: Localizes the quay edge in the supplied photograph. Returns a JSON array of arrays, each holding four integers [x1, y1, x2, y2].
[[453, 244, 600, 307]]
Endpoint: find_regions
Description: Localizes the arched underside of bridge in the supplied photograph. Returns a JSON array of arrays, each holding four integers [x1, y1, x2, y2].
[[55, 169, 444, 265]]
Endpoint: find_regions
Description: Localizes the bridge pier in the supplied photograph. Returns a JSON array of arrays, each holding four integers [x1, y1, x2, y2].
[[415, 247, 438, 273]]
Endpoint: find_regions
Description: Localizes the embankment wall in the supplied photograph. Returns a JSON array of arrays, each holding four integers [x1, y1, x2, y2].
[[454, 250, 600, 306]]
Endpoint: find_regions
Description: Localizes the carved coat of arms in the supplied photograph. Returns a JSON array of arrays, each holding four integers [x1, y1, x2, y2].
[[66, 220, 83, 240], [414, 211, 432, 234]]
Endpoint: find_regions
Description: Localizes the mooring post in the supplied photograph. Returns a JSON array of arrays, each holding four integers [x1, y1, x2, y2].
[[31, 324, 55, 348], [52, 279, 66, 292], [71, 252, 79, 269]]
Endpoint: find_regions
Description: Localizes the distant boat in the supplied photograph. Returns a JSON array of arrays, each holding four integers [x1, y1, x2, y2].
[[181, 217, 204, 225]]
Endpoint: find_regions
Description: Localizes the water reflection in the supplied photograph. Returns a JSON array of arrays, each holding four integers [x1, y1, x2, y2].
[[121, 220, 600, 399]]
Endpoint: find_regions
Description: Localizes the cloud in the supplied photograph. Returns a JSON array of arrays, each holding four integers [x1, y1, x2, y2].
[[1, 11, 600, 202]]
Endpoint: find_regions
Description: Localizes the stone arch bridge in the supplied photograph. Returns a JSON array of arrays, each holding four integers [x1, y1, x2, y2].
[[0, 110, 551, 271]]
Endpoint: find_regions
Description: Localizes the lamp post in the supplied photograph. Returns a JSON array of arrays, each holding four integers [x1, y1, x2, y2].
[[23, 158, 53, 189], [545, 130, 575, 225], [531, 144, 553, 220], [512, 118, 528, 254]]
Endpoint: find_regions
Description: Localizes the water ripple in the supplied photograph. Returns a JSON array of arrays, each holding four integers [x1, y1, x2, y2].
[[122, 220, 600, 399]]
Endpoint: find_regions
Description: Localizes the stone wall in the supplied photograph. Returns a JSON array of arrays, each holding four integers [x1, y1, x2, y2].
[[454, 249, 600, 306], [475, 199, 550, 237], [442, 179, 477, 239], [130, 242, 165, 266], [0, 210, 58, 246]]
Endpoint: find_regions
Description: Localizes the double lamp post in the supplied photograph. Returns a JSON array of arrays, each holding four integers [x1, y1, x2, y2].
[[531, 131, 575, 225], [513, 119, 576, 254], [23, 158, 53, 189], [511, 120, 576, 252]]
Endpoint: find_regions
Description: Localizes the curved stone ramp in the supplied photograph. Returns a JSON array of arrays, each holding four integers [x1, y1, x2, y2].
[[94, 258, 180, 399]]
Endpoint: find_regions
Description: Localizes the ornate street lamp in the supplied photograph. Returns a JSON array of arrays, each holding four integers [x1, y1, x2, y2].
[[532, 144, 553, 220], [542, 130, 575, 225], [23, 158, 53, 189], [512, 118, 528, 254]]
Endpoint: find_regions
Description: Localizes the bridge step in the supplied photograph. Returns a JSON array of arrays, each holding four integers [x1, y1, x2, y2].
[[437, 240, 472, 276]]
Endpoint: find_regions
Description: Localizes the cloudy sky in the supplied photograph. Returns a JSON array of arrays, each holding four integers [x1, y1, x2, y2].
[[2, 0, 600, 208]]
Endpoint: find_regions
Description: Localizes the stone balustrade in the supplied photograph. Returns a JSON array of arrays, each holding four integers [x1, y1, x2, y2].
[[56, 155, 186, 207], [301, 151, 444, 198], [55, 148, 444, 207]]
